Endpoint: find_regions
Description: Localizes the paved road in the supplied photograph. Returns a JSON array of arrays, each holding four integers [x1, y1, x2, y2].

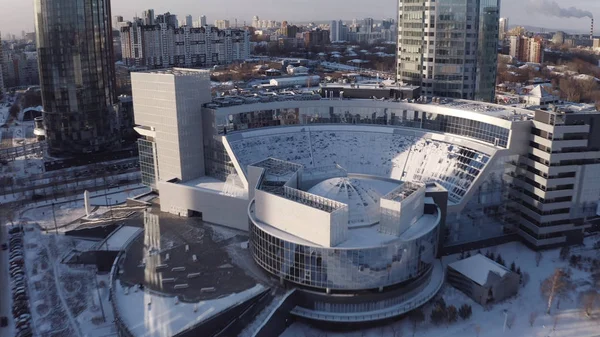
[[0, 129, 13, 149], [0, 216, 15, 337], [0, 168, 140, 197]]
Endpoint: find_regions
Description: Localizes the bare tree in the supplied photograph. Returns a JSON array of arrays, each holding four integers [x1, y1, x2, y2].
[[559, 77, 582, 102], [535, 252, 543, 267], [581, 290, 599, 317], [553, 316, 559, 331], [409, 308, 425, 337], [390, 325, 403, 337], [506, 312, 516, 329], [541, 268, 571, 314], [529, 311, 538, 327], [521, 272, 530, 287]]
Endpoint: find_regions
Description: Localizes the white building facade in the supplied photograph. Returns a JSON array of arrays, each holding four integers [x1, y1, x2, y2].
[[120, 21, 250, 68]]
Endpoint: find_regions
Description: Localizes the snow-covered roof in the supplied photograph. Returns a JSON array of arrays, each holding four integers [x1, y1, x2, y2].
[[448, 254, 510, 286], [308, 177, 400, 226], [227, 126, 493, 204], [113, 281, 265, 337], [527, 85, 555, 98], [182, 175, 247, 198]]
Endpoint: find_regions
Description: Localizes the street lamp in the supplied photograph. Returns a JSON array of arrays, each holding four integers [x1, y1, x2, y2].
[[51, 202, 58, 234], [107, 197, 113, 223], [503, 309, 508, 333]]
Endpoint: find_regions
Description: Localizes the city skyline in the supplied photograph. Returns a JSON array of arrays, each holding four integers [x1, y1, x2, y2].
[[1, 0, 600, 36]]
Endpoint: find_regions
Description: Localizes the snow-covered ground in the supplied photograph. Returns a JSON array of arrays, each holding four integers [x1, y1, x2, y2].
[[21, 200, 103, 231], [0, 171, 143, 204], [113, 281, 265, 337], [23, 226, 115, 337], [281, 237, 600, 337], [17, 184, 148, 232], [88, 186, 150, 206], [239, 290, 295, 337], [97, 226, 142, 251], [0, 154, 45, 183]]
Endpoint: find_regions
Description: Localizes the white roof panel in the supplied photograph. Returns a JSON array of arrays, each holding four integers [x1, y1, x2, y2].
[[448, 254, 509, 286]]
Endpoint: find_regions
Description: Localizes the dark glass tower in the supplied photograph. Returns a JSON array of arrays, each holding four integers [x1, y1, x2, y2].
[[34, 0, 119, 155]]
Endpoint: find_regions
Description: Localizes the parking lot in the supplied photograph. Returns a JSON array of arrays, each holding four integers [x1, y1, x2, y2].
[[4, 226, 33, 337]]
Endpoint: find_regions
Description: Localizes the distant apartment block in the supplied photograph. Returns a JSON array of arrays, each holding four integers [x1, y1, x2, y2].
[[120, 17, 250, 68], [0, 35, 5, 96], [510, 36, 544, 63], [215, 20, 230, 29], [499, 17, 509, 41]]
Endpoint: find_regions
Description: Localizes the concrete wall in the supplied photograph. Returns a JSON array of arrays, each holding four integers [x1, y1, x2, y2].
[[254, 189, 336, 246], [447, 266, 519, 306], [132, 69, 211, 182], [399, 186, 426, 234], [173, 72, 211, 181], [158, 181, 250, 231]]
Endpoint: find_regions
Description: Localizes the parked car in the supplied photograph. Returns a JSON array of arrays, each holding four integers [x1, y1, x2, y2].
[[8, 227, 21, 234], [0, 316, 7, 327], [1, 243, 7, 250]]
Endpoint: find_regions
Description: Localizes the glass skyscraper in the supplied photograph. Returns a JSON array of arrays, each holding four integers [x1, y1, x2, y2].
[[34, 0, 119, 155], [396, 0, 499, 102]]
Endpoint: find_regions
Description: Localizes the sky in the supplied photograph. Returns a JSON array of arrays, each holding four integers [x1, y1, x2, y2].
[[1, 0, 599, 37]]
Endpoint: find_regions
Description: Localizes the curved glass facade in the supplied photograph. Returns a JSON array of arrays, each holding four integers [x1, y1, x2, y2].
[[249, 205, 440, 292], [209, 104, 510, 148], [35, 0, 118, 155]]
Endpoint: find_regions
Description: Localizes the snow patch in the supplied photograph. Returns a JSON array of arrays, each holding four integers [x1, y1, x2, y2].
[[113, 281, 265, 337]]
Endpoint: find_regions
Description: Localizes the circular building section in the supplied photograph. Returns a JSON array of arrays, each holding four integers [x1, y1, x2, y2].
[[246, 160, 445, 322], [248, 202, 440, 292]]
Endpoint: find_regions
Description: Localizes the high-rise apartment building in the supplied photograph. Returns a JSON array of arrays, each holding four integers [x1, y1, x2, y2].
[[143, 9, 155, 25], [330, 20, 345, 42], [34, 0, 119, 155], [396, 0, 500, 102], [363, 18, 374, 35], [215, 20, 230, 30], [113, 15, 124, 28], [281, 22, 299, 39], [3, 51, 39, 87], [330, 20, 338, 42], [200, 15, 207, 27], [508, 108, 600, 247], [252, 16, 260, 28], [304, 29, 330, 47], [120, 19, 250, 68], [156, 12, 178, 28], [509, 35, 544, 63], [185, 15, 193, 27], [0, 34, 5, 98], [499, 17, 509, 40]]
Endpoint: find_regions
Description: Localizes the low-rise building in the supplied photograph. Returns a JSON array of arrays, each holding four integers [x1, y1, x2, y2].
[[447, 254, 519, 306]]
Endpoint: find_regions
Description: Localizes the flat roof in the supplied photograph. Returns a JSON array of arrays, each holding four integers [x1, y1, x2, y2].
[[206, 94, 532, 120], [182, 176, 248, 198], [138, 67, 211, 76], [448, 254, 510, 286]]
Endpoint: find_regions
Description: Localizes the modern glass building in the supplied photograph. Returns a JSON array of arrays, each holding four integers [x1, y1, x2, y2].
[[34, 0, 119, 155], [396, 0, 500, 102]]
